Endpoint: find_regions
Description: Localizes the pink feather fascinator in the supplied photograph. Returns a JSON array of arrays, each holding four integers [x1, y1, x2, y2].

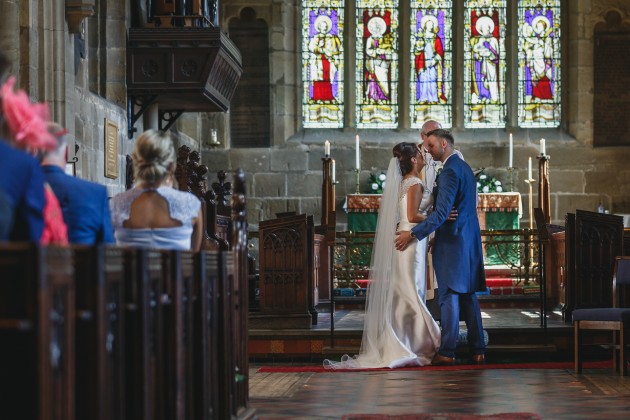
[[1, 76, 56, 152]]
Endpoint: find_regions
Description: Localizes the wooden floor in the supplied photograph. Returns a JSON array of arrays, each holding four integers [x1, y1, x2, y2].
[[249, 365, 630, 419], [249, 302, 630, 418]]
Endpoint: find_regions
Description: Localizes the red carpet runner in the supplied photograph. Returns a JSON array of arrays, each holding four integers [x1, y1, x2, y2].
[[341, 413, 542, 420], [257, 360, 612, 373]]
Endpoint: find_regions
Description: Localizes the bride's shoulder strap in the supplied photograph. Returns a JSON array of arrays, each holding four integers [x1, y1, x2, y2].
[[400, 176, 423, 199]]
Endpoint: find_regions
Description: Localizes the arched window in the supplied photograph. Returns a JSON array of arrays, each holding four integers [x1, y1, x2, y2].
[[517, 0, 562, 127], [302, 0, 345, 128], [410, 1, 453, 128], [463, 0, 507, 128], [301, 0, 562, 130]]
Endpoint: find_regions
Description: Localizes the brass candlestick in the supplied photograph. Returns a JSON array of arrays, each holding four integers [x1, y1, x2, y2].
[[537, 154, 550, 224], [354, 169, 360, 194], [508, 167, 515, 192]]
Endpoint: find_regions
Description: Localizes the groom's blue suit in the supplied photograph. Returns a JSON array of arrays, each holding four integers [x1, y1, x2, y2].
[[411, 153, 486, 358]]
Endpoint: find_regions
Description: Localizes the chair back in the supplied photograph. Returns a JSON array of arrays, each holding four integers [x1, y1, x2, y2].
[[613, 256, 630, 307]]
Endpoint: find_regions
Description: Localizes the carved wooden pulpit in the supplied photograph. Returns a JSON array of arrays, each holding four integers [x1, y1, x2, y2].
[[253, 213, 322, 329]]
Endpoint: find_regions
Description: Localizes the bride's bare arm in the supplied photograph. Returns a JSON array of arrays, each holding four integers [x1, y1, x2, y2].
[[406, 183, 427, 223]]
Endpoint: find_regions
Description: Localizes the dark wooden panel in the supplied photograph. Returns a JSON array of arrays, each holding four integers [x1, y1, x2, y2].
[[0, 244, 75, 420], [74, 246, 126, 420], [123, 249, 165, 420], [593, 32, 630, 147], [565, 211, 624, 321]]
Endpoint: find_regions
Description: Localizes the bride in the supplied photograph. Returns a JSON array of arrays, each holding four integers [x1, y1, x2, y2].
[[326, 142, 441, 369]]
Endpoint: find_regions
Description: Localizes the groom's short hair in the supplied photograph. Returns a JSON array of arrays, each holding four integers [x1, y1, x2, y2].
[[426, 128, 454, 147]]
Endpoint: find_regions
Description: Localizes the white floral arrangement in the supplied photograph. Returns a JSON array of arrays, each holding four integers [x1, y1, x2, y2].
[[476, 170, 503, 193], [368, 171, 387, 194]]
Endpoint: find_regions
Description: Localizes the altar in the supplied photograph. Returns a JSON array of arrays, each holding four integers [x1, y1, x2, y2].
[[345, 192, 522, 265]]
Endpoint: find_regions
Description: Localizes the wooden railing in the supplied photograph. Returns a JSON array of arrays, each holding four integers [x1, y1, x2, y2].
[[331, 229, 540, 290]]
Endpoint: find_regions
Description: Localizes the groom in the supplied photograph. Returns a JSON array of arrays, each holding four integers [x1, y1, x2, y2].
[[395, 129, 486, 365]]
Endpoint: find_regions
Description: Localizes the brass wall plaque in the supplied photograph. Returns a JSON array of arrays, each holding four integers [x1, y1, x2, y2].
[[104, 119, 119, 179]]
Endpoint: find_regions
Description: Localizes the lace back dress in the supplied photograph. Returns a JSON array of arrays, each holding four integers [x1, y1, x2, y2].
[[109, 186, 200, 250]]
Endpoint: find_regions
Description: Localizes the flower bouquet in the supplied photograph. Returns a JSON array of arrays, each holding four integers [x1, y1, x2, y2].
[[476, 170, 503, 193], [368, 171, 387, 194]]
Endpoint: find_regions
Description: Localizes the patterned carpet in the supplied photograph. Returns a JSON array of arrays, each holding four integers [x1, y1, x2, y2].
[[341, 414, 541, 420]]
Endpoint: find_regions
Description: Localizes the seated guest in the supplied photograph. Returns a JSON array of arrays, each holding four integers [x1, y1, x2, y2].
[[0, 74, 48, 242], [109, 129, 202, 251], [0, 76, 66, 245], [0, 141, 45, 242], [41, 123, 114, 244], [0, 189, 13, 240]]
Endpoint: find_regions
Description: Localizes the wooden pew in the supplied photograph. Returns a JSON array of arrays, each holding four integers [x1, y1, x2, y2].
[[0, 244, 75, 420], [0, 169, 254, 420], [74, 245, 126, 420], [123, 249, 166, 420], [162, 250, 196, 419], [195, 251, 221, 419], [230, 169, 255, 419]]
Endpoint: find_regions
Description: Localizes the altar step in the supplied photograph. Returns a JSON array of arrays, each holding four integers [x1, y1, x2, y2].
[[484, 264, 539, 297]]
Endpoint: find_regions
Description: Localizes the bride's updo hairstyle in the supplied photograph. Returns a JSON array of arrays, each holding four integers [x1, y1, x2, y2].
[[392, 142, 418, 176], [132, 129, 176, 184]]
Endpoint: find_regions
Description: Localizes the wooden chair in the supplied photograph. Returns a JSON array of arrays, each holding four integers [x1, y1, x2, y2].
[[573, 256, 630, 375]]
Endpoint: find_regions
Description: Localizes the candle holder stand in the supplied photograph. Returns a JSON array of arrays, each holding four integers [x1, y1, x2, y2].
[[537, 154, 551, 224], [508, 167, 515, 192], [354, 169, 361, 194], [524, 177, 536, 287]]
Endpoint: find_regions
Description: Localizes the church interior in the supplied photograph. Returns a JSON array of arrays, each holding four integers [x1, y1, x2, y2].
[[1, 0, 630, 418]]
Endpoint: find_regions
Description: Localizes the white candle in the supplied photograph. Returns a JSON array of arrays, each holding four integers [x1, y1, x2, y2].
[[355, 135, 361, 170], [324, 140, 330, 157], [540, 138, 546, 156], [509, 133, 513, 168], [332, 159, 336, 183], [211, 129, 218, 144], [528, 157, 532, 180]]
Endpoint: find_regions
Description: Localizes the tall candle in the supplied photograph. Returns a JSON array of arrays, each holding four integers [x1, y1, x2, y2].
[[509, 133, 513, 168], [528, 157, 532, 180], [324, 140, 330, 157], [355, 135, 361, 170], [332, 159, 336, 183], [540, 138, 546, 156]]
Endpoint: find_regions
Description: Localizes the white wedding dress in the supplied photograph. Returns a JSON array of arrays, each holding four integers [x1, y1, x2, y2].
[[325, 160, 441, 369]]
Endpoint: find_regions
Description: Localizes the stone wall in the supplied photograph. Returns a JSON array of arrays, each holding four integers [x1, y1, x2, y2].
[[192, 0, 630, 229], [2, 0, 630, 231]]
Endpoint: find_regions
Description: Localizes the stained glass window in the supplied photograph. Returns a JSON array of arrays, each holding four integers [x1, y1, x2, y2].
[[517, 0, 561, 127], [302, 0, 345, 128], [463, 0, 507, 128], [410, 0, 453, 128], [355, 0, 399, 128]]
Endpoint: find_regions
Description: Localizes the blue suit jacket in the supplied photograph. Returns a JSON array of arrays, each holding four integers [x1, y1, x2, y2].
[[0, 141, 45, 241], [411, 154, 486, 293], [43, 165, 114, 245]]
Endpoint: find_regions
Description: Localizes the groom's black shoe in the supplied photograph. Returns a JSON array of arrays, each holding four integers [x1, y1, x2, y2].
[[431, 354, 455, 366]]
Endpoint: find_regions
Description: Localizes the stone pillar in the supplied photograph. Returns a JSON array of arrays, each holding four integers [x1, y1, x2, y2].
[[0, 1, 20, 76]]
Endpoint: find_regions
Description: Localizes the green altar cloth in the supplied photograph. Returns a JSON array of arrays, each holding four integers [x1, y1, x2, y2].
[[345, 192, 523, 266], [477, 193, 522, 266]]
